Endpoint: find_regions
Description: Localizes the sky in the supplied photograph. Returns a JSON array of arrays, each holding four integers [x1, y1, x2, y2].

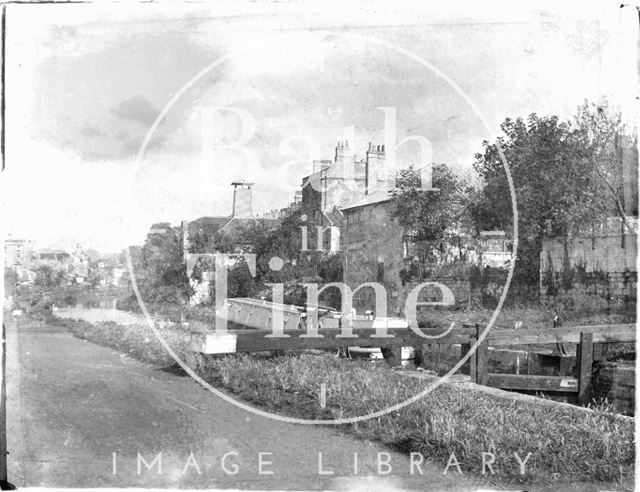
[[0, 0, 637, 253]]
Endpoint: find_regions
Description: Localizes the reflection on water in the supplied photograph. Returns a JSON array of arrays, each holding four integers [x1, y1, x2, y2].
[[56, 297, 118, 309], [54, 297, 145, 324]]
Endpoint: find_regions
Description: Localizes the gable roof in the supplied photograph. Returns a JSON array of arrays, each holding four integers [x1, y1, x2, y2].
[[341, 189, 393, 211], [189, 216, 233, 236], [323, 206, 344, 227]]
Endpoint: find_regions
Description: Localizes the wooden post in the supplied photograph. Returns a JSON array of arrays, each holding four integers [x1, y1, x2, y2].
[[470, 324, 488, 385], [461, 342, 471, 375], [470, 342, 477, 383], [578, 332, 594, 405], [475, 324, 488, 386]]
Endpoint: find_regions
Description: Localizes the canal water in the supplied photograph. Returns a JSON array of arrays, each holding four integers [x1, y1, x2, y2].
[[54, 298, 148, 325], [52, 298, 415, 365]]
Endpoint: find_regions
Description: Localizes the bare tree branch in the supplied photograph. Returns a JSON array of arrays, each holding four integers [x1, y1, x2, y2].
[[593, 164, 637, 234]]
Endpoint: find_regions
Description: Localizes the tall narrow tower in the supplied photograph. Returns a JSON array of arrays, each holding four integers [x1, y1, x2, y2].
[[231, 181, 254, 218]]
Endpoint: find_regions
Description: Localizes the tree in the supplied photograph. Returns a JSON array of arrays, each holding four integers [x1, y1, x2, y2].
[[237, 212, 308, 284], [228, 212, 344, 307], [34, 265, 65, 288], [471, 105, 630, 286], [574, 100, 638, 233], [86, 268, 105, 289], [391, 164, 470, 278], [138, 223, 190, 305], [227, 259, 257, 298]]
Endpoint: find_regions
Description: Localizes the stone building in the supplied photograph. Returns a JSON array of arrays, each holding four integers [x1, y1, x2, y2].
[[341, 189, 472, 316], [342, 189, 406, 316], [341, 179, 511, 314], [4, 238, 33, 283], [300, 141, 388, 252], [93, 258, 127, 287]]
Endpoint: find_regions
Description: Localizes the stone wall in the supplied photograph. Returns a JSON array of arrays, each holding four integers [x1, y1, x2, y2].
[[540, 270, 637, 305], [347, 264, 519, 316], [541, 230, 637, 274], [540, 226, 637, 304], [401, 269, 524, 308]]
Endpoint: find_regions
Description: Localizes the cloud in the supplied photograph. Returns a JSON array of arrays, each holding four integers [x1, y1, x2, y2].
[[120, 133, 167, 157], [6, 4, 631, 252], [79, 123, 106, 137], [110, 95, 160, 125]]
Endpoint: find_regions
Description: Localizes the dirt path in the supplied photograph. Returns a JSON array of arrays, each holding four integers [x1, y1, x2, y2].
[[5, 318, 486, 490]]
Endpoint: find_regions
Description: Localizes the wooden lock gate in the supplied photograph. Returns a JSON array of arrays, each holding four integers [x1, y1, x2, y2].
[[189, 297, 430, 364]]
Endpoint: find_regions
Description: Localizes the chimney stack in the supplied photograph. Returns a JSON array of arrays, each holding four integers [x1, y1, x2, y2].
[[231, 181, 254, 217], [365, 143, 387, 195], [334, 140, 353, 161]]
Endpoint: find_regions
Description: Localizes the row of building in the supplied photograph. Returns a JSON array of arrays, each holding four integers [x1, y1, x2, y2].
[[183, 140, 508, 255], [4, 240, 126, 287], [180, 134, 638, 310], [178, 140, 514, 310]]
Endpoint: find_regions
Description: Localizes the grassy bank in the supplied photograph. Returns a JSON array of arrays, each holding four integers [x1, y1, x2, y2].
[[115, 294, 217, 323], [50, 315, 634, 487], [418, 303, 635, 332]]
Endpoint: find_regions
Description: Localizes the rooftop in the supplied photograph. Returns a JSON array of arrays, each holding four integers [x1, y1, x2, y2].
[[189, 216, 280, 237], [341, 189, 393, 211]]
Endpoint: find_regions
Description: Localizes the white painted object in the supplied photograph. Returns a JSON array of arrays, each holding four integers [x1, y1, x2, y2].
[[192, 332, 238, 354]]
